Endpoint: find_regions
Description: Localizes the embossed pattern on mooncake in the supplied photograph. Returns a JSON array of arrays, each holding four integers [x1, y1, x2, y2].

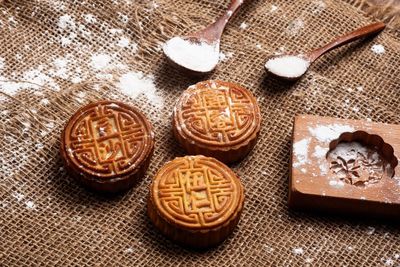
[[151, 156, 243, 229], [62, 100, 154, 179], [174, 80, 260, 148]]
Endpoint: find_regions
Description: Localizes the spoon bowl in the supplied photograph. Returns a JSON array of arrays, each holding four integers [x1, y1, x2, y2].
[[163, 0, 245, 76], [163, 36, 220, 76], [264, 54, 311, 81]]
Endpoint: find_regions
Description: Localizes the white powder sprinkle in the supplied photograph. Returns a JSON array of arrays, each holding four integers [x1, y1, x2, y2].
[[292, 247, 304, 255], [305, 258, 313, 264], [384, 258, 394, 266], [219, 51, 234, 62], [52, 57, 69, 79], [286, 18, 304, 36], [313, 145, 328, 159], [371, 44, 385, 55], [40, 98, 50, 105], [312, 0, 326, 14], [118, 13, 129, 24], [25, 200, 35, 209], [83, 14, 97, 24], [367, 226, 375, 235], [271, 5, 278, 12], [293, 138, 311, 168], [117, 71, 163, 108], [308, 124, 354, 143], [90, 54, 111, 70], [0, 57, 5, 70], [239, 22, 248, 30], [12, 192, 25, 202], [163, 37, 220, 72], [329, 180, 345, 188], [58, 14, 75, 29], [117, 37, 130, 48], [265, 55, 310, 78], [124, 248, 134, 253]]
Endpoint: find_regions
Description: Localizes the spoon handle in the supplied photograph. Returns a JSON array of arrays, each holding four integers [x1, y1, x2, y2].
[[202, 0, 245, 41], [307, 22, 385, 62]]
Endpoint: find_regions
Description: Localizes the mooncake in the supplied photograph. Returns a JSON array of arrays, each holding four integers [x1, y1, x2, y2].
[[148, 155, 244, 248], [173, 80, 261, 163], [60, 100, 154, 193]]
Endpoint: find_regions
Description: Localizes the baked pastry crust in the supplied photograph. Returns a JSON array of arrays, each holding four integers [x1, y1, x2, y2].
[[60, 100, 154, 193], [148, 155, 244, 248], [173, 80, 261, 163]]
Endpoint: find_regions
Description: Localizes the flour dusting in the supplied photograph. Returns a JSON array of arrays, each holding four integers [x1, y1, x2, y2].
[[293, 138, 311, 167], [117, 71, 163, 108], [90, 54, 112, 70], [25, 200, 36, 209], [292, 247, 304, 255], [308, 124, 354, 143], [240, 22, 248, 30], [286, 18, 304, 36], [371, 44, 385, 55]]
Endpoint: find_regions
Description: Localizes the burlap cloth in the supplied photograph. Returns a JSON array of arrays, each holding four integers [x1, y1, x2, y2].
[[1, 0, 399, 266]]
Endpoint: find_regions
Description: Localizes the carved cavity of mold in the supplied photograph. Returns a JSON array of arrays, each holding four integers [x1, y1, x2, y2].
[[326, 131, 398, 187]]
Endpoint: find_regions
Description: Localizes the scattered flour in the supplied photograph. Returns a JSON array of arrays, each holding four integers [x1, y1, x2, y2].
[[239, 22, 248, 30], [219, 51, 234, 62], [118, 13, 129, 24], [286, 18, 304, 36], [371, 44, 385, 55], [90, 54, 112, 70], [292, 247, 304, 255], [0, 57, 5, 70], [58, 14, 75, 29], [305, 258, 313, 264], [271, 5, 278, 12], [367, 226, 375, 235], [265, 55, 310, 78], [25, 200, 36, 209], [308, 124, 354, 143], [117, 37, 130, 48], [117, 71, 163, 108], [293, 138, 311, 167], [163, 37, 220, 72], [12, 192, 25, 202], [312, 0, 326, 14], [124, 248, 134, 253], [58, 14, 78, 47], [83, 14, 97, 24], [328, 180, 345, 188], [313, 145, 328, 159]]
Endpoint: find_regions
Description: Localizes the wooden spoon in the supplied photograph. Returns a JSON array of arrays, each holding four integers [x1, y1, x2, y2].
[[265, 22, 386, 80], [163, 0, 245, 76]]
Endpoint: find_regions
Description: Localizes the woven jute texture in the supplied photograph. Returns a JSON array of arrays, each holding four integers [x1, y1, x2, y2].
[[1, 0, 400, 266]]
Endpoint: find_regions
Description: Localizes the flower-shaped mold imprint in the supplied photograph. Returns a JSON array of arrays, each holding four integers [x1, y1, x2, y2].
[[326, 131, 398, 187]]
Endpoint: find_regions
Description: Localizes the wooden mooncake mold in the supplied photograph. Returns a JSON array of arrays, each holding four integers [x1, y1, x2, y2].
[[60, 100, 154, 193], [173, 80, 261, 164], [148, 155, 244, 248]]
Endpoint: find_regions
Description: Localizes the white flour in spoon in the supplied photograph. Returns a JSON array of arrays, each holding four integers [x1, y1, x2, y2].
[[163, 37, 220, 72], [265, 55, 310, 78]]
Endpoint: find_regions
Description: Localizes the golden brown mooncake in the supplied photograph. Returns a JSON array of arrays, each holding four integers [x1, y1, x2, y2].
[[60, 100, 154, 193], [173, 80, 261, 164], [148, 155, 244, 248]]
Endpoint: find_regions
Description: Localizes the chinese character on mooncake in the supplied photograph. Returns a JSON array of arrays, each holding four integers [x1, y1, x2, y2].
[[148, 155, 244, 248], [173, 80, 261, 163], [60, 100, 155, 193]]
